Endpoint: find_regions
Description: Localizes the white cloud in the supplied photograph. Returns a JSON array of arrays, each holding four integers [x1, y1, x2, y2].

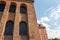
[[37, 19, 60, 39], [40, 17, 50, 22], [37, 20, 41, 24], [54, 22, 58, 26], [50, 5, 60, 20], [47, 29, 60, 39], [37, 17, 50, 24], [37, 4, 60, 39]]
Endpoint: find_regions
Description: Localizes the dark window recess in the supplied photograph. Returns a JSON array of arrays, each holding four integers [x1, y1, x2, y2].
[[0, 3, 5, 12], [9, 5, 16, 13], [4, 21, 14, 35], [20, 6, 26, 14], [19, 22, 27, 35]]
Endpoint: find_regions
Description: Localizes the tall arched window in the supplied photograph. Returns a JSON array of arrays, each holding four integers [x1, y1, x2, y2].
[[19, 22, 28, 35], [0, 2, 6, 12], [20, 5, 27, 14], [4, 21, 14, 35], [9, 3, 16, 13]]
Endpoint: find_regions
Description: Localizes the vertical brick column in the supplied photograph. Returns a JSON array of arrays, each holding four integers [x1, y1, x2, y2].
[[43, 27, 48, 40], [13, 3, 20, 40], [27, 3, 40, 40], [39, 27, 48, 40], [0, 1, 10, 40]]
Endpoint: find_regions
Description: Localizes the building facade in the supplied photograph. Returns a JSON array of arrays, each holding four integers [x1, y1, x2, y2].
[[39, 25, 48, 40], [0, 0, 48, 40], [0, 0, 40, 40]]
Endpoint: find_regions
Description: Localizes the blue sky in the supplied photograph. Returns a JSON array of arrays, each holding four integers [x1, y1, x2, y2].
[[34, 0, 60, 39]]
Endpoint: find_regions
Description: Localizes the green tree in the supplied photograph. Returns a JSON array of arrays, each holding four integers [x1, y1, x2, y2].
[[54, 38, 58, 40]]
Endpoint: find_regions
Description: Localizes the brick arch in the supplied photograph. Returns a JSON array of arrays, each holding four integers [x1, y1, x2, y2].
[[20, 4, 27, 14], [0, 1, 6, 4], [4, 20, 14, 35], [20, 4, 27, 8], [7, 15, 15, 22], [19, 21, 28, 35], [10, 2, 17, 6], [0, 1, 6, 12], [0, 1, 6, 20], [9, 2, 17, 13]]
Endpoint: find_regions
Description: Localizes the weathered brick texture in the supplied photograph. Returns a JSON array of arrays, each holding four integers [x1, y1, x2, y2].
[[0, 0, 40, 40]]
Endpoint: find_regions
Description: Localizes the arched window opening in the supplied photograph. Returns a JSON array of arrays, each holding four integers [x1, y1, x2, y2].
[[9, 2, 16, 13], [20, 6, 27, 14], [9, 5, 16, 13], [0, 3, 6, 12], [4, 21, 14, 35], [19, 22, 28, 35]]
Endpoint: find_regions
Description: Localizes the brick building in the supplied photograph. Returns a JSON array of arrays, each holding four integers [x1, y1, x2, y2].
[[39, 24, 48, 40], [0, 0, 48, 40]]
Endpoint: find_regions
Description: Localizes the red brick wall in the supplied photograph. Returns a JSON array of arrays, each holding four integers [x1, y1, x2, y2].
[[39, 27, 48, 40]]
